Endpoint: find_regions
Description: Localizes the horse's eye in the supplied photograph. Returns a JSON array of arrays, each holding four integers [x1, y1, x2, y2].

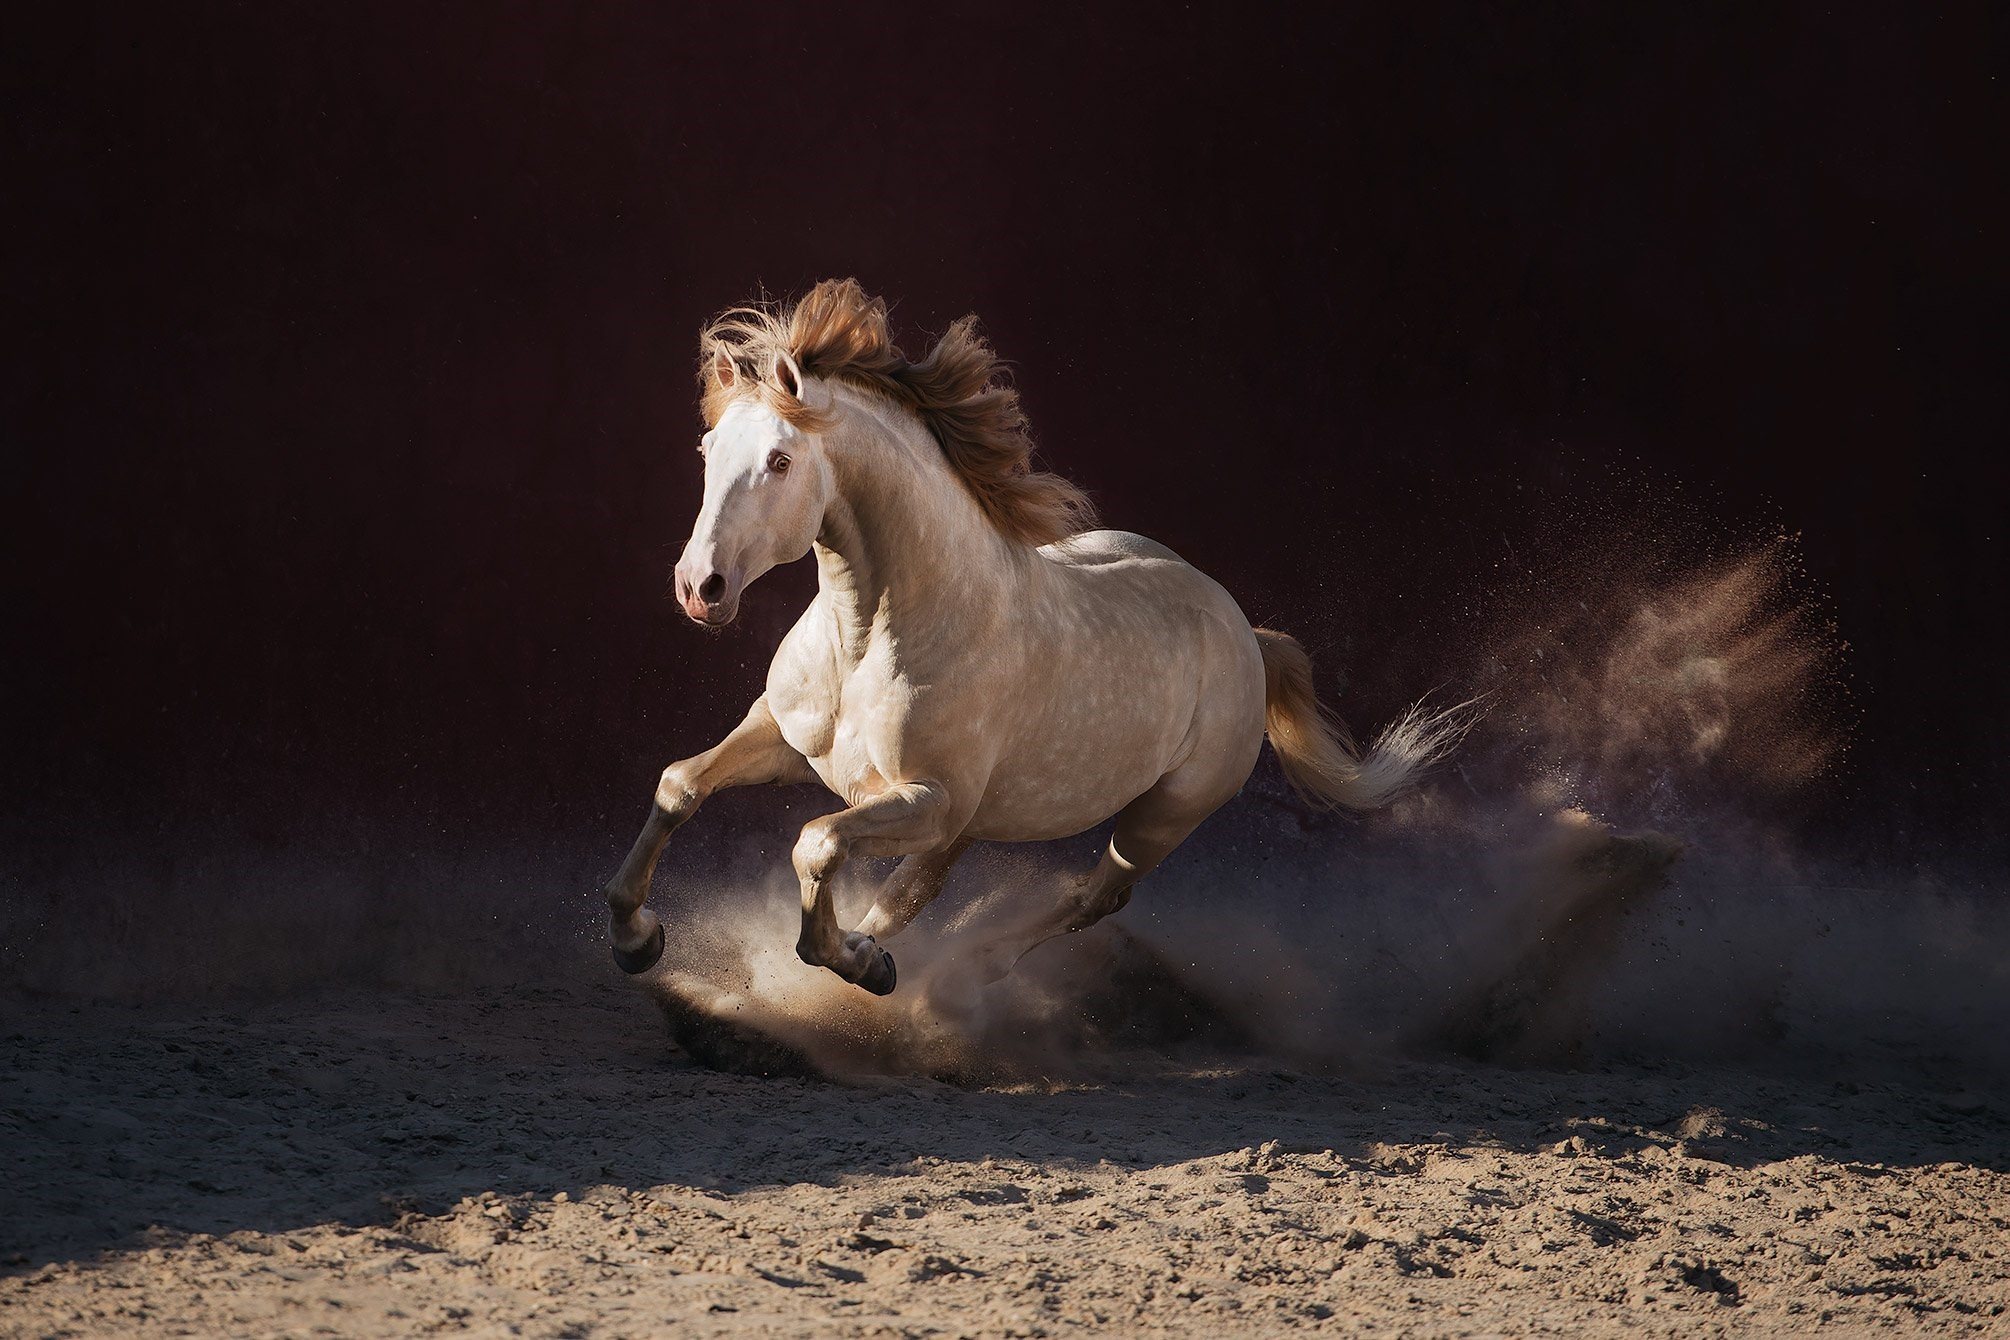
[[767, 450, 792, 475]]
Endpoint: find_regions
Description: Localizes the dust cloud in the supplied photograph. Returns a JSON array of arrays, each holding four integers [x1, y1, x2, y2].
[[644, 535, 2007, 1087]]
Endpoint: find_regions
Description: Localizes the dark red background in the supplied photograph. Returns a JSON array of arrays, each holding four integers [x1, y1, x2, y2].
[[6, 4, 2002, 881]]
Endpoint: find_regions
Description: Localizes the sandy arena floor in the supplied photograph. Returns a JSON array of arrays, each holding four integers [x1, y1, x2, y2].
[[3, 976, 2006, 1338]]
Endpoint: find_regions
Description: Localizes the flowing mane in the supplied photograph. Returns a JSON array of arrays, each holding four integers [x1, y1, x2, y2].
[[698, 279, 1098, 546]]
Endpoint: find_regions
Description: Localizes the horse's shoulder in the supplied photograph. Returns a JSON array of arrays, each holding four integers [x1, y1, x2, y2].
[[765, 597, 845, 753], [1039, 529, 1184, 568]]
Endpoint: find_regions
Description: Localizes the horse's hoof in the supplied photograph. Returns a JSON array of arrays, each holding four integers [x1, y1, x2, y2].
[[857, 948, 897, 996], [612, 917, 665, 975], [843, 931, 897, 996]]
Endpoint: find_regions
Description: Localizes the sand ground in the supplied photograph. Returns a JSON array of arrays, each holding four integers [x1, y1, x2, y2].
[[3, 975, 2006, 1339]]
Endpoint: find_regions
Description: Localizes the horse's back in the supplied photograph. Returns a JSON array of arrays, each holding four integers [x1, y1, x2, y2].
[[1038, 530, 1252, 643], [1039, 528, 1186, 569]]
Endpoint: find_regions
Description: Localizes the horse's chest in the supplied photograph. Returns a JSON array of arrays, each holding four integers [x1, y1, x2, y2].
[[768, 649, 899, 804]]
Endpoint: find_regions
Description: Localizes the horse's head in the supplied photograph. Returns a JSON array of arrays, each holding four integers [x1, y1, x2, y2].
[[674, 356, 832, 626]]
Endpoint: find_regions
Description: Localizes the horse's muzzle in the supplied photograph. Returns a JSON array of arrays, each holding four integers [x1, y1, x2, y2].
[[683, 597, 736, 626], [675, 573, 738, 625]]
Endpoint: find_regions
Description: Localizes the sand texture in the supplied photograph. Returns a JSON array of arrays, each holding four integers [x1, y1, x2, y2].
[[4, 975, 2006, 1339]]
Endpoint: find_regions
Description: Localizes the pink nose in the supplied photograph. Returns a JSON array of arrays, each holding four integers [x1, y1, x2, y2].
[[676, 568, 732, 623]]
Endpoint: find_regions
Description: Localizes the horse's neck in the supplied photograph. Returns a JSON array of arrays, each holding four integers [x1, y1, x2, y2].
[[814, 392, 1026, 659]]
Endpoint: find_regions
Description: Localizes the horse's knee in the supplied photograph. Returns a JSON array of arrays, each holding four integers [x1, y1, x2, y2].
[[792, 819, 847, 885], [654, 765, 705, 824]]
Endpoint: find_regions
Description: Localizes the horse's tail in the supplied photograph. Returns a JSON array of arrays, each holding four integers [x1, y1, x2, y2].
[[1254, 628, 1478, 812]]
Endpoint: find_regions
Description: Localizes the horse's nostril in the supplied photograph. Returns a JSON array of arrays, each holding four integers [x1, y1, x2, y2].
[[698, 573, 726, 604]]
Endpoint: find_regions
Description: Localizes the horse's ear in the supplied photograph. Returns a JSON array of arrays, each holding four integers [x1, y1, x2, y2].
[[770, 351, 802, 401], [710, 347, 739, 389]]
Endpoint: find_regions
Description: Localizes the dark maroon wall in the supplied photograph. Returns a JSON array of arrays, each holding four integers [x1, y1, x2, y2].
[[6, 4, 2002, 871]]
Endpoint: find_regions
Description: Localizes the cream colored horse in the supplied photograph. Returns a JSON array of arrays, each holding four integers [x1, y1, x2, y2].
[[605, 281, 1468, 993]]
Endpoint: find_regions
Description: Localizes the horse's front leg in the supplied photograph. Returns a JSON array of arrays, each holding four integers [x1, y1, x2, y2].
[[604, 697, 813, 974], [792, 782, 955, 995]]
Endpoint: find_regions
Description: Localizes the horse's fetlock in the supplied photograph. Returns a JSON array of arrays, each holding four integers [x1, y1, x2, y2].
[[1063, 879, 1134, 931]]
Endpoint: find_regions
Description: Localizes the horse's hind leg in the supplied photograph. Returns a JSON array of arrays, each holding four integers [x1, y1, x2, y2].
[[971, 770, 1234, 984], [604, 697, 813, 974]]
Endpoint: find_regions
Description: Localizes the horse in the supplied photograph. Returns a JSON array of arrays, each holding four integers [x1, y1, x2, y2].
[[604, 279, 1470, 994]]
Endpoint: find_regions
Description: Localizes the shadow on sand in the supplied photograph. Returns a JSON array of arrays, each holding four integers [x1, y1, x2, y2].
[[5, 946, 2005, 1273]]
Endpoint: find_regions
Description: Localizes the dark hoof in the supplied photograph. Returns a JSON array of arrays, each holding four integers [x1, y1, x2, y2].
[[857, 948, 897, 996], [612, 918, 665, 975], [844, 931, 897, 996]]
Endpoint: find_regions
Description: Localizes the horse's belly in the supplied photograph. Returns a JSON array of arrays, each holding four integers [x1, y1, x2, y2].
[[961, 716, 1186, 842], [962, 786, 1145, 843]]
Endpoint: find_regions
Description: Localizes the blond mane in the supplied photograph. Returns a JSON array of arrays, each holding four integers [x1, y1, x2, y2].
[[698, 279, 1097, 546]]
